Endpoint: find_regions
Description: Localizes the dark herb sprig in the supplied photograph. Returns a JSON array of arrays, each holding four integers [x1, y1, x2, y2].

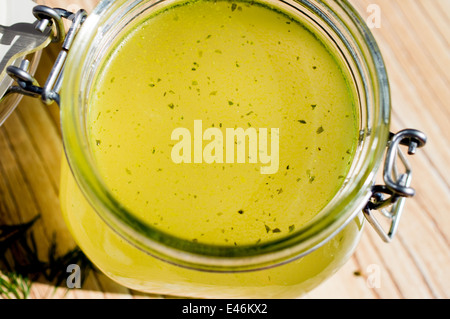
[[0, 215, 95, 299]]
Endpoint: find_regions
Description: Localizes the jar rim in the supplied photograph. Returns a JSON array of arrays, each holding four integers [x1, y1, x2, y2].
[[60, 0, 390, 271]]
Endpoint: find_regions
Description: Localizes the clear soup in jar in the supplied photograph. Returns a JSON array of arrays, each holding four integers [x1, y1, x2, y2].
[[60, 0, 363, 298]]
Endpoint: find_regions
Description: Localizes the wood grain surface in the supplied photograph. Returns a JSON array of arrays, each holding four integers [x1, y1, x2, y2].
[[0, 0, 448, 299]]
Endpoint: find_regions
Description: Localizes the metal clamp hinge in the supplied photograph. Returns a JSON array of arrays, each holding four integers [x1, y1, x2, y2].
[[363, 129, 427, 242], [6, 6, 87, 106]]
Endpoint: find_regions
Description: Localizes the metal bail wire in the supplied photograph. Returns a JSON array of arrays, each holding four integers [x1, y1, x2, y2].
[[363, 129, 427, 243], [6, 6, 87, 106]]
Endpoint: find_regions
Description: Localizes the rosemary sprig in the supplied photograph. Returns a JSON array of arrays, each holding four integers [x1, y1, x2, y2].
[[0, 272, 31, 299], [0, 215, 40, 269], [0, 215, 95, 299]]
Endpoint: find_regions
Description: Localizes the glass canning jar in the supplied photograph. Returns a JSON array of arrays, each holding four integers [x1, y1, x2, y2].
[[1, 0, 427, 298]]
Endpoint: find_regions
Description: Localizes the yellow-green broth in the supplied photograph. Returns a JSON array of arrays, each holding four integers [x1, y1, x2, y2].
[[87, 0, 358, 247], [60, 0, 364, 298]]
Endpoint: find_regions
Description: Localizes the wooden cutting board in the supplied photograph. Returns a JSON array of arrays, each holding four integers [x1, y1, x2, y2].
[[0, 0, 448, 299]]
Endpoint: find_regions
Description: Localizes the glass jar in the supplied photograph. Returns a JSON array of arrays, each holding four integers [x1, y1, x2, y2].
[[58, 0, 389, 298], [2, 0, 425, 299]]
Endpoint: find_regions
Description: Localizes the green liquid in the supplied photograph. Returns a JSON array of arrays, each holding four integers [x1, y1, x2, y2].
[[60, 0, 361, 298], [88, 0, 358, 245]]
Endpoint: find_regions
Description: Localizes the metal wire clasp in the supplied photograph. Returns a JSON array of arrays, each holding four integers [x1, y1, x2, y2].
[[363, 129, 427, 242], [6, 6, 87, 105]]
